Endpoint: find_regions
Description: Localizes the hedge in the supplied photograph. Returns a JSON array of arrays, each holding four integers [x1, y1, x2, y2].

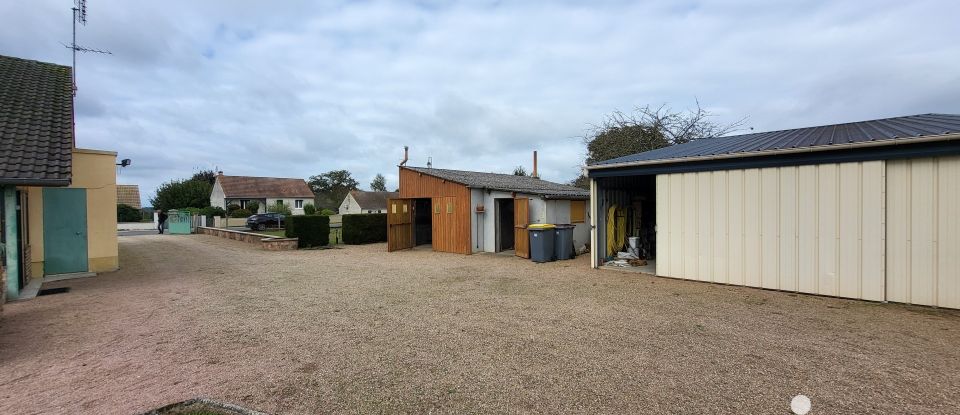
[[342, 213, 387, 244], [117, 204, 141, 222], [285, 215, 330, 248]]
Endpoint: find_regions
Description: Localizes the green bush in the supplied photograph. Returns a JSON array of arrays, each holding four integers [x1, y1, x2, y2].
[[303, 203, 316, 215], [319, 208, 336, 216], [342, 213, 387, 244], [230, 208, 252, 218], [117, 204, 142, 222], [267, 202, 292, 215], [226, 203, 241, 213], [246, 201, 260, 213], [200, 206, 226, 218], [181, 207, 202, 215], [285, 215, 330, 248]]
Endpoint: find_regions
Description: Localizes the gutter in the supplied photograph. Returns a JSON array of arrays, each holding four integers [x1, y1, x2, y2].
[[0, 178, 71, 187], [585, 133, 960, 171]]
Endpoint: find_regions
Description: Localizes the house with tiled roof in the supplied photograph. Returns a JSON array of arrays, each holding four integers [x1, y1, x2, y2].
[[338, 190, 398, 214], [0, 54, 120, 303], [116, 184, 141, 209], [210, 172, 315, 215]]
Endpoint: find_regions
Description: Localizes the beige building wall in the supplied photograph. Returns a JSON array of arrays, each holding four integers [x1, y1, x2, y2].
[[24, 149, 119, 276], [73, 149, 119, 272], [656, 161, 886, 302], [886, 156, 960, 309]]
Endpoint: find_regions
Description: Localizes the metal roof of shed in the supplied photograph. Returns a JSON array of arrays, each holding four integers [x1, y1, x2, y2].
[[589, 113, 960, 169], [403, 166, 588, 199]]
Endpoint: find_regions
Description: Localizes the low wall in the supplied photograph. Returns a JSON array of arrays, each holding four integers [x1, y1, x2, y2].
[[197, 227, 298, 251]]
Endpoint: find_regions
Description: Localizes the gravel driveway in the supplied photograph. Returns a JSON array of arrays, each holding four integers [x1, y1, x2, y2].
[[1, 235, 958, 414]]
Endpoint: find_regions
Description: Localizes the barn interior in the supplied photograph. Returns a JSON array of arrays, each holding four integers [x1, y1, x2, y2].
[[413, 198, 432, 247], [595, 174, 657, 272], [495, 198, 515, 252]]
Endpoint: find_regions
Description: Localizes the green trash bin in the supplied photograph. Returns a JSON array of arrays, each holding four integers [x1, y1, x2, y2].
[[528, 224, 556, 263], [553, 224, 575, 260], [167, 209, 193, 234]]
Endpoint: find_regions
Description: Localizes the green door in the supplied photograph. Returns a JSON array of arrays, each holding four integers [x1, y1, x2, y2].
[[43, 188, 88, 275]]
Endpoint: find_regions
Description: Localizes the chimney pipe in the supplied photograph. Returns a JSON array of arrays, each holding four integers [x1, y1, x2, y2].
[[532, 150, 538, 178], [400, 146, 409, 166]]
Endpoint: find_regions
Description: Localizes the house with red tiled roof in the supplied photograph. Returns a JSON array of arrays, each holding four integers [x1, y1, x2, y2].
[[209, 172, 314, 215]]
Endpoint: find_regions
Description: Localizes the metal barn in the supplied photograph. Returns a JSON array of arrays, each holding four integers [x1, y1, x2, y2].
[[587, 113, 960, 309]]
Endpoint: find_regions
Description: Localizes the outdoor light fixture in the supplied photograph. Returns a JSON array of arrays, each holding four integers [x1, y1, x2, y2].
[[116, 158, 131, 167]]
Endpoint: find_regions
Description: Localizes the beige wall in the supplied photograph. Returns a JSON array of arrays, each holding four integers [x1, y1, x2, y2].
[[651, 156, 960, 309], [886, 156, 960, 308], [655, 161, 886, 302], [73, 149, 119, 272], [24, 148, 118, 276]]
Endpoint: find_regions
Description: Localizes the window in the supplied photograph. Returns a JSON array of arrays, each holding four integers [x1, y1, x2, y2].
[[276, 200, 284, 206], [295, 200, 303, 209], [570, 200, 586, 223], [239, 199, 249, 209]]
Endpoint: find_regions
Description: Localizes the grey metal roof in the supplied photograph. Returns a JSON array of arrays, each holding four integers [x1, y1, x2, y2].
[[404, 166, 588, 199], [590, 113, 960, 168], [0, 55, 74, 185]]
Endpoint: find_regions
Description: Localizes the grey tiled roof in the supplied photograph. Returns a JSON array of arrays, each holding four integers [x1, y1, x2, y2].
[[349, 190, 398, 210], [404, 166, 588, 199], [590, 113, 960, 167], [0, 55, 74, 185]]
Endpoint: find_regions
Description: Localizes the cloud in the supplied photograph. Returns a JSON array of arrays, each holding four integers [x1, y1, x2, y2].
[[1, 0, 958, 205]]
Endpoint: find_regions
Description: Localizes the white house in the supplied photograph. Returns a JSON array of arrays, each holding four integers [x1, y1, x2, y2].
[[210, 172, 314, 215], [339, 190, 398, 214]]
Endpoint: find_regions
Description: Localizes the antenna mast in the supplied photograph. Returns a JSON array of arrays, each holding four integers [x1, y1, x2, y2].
[[65, 0, 111, 96]]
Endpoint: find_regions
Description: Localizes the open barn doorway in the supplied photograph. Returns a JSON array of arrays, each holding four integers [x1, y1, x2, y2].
[[495, 198, 514, 252], [595, 175, 656, 272], [413, 198, 432, 247]]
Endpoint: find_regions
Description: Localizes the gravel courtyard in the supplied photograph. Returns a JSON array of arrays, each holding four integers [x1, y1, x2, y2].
[[1, 235, 958, 414]]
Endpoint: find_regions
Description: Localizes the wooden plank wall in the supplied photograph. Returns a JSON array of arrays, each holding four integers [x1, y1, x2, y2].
[[656, 161, 886, 302], [398, 168, 471, 254]]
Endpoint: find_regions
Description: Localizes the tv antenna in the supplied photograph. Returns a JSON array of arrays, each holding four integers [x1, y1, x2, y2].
[[63, 0, 111, 96]]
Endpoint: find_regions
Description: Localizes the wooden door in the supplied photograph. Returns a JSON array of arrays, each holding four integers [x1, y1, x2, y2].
[[387, 198, 413, 251], [514, 197, 530, 258]]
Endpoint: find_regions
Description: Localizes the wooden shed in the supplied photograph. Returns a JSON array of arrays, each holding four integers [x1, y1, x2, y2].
[[388, 164, 589, 257]]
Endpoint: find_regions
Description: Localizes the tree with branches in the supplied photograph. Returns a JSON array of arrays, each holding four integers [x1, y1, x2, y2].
[[571, 101, 746, 188], [513, 166, 528, 176], [370, 173, 387, 192]]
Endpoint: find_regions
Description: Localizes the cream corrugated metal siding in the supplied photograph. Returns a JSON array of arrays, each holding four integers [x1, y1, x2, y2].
[[656, 161, 887, 302], [886, 156, 960, 308]]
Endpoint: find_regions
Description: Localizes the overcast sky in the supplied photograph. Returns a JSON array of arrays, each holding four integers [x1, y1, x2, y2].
[[2, 1, 959, 206]]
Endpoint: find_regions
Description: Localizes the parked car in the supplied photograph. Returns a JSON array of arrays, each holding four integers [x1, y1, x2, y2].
[[246, 213, 285, 230]]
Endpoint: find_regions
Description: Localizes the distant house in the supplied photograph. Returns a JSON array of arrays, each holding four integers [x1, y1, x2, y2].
[[1, 55, 120, 302], [339, 190, 398, 214], [116, 184, 141, 209], [210, 172, 314, 215]]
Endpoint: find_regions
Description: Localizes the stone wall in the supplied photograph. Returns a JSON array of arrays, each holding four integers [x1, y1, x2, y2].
[[197, 227, 298, 251]]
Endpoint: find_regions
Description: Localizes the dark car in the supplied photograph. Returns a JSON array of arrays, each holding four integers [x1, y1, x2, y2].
[[246, 213, 285, 230]]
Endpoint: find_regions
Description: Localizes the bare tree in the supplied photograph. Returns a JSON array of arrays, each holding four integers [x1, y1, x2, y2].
[[570, 101, 746, 188]]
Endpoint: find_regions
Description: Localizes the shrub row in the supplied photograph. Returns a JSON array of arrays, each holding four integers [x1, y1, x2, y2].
[[117, 204, 141, 222], [342, 213, 387, 244], [285, 215, 330, 248]]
